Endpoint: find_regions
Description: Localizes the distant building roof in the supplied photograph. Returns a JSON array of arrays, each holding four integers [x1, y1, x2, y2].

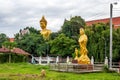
[[11, 48, 30, 55], [20, 29, 30, 35], [86, 16, 120, 29], [9, 38, 14, 42]]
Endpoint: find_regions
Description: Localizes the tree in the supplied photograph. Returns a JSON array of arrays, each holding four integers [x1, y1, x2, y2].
[[2, 41, 17, 63], [49, 33, 76, 57], [24, 27, 40, 34], [50, 32, 59, 40], [15, 27, 45, 56], [0, 33, 9, 47], [112, 28, 120, 61], [61, 16, 85, 40], [2, 41, 17, 50], [86, 23, 110, 62], [16, 33, 45, 56]]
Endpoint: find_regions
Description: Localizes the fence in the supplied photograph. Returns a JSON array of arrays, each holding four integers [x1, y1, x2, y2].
[[33, 56, 72, 64], [32, 56, 120, 73], [112, 62, 120, 73]]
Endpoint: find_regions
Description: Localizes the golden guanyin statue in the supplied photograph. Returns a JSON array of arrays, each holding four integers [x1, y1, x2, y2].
[[78, 28, 90, 64], [74, 48, 78, 60], [40, 16, 51, 40]]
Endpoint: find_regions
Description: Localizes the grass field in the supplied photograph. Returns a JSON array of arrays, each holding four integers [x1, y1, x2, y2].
[[0, 63, 120, 80]]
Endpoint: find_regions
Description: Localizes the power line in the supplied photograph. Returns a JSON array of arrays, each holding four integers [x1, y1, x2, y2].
[[85, 3, 120, 20], [114, 7, 120, 9], [113, 10, 120, 11], [86, 13, 108, 20], [83, 2, 113, 20]]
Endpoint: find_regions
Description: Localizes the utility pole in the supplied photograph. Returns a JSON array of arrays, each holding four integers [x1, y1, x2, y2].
[[109, 2, 117, 69], [109, 3, 113, 69]]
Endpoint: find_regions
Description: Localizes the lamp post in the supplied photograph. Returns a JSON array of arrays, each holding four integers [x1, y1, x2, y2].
[[109, 3, 112, 69], [109, 2, 117, 69]]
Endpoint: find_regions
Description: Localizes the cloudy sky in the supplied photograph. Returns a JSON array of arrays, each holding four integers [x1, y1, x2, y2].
[[0, 0, 120, 38]]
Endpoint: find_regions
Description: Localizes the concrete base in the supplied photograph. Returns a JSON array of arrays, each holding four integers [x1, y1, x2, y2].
[[73, 64, 93, 70], [49, 63, 98, 73], [72, 60, 78, 63]]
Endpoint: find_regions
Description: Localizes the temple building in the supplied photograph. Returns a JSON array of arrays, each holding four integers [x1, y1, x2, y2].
[[20, 29, 30, 35], [86, 16, 120, 29]]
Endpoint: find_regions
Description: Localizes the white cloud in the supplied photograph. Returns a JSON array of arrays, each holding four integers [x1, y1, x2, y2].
[[0, 0, 15, 14], [0, 0, 120, 37], [3, 17, 19, 25]]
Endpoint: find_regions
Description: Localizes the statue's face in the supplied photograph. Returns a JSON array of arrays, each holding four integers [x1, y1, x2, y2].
[[40, 22, 46, 29], [80, 28, 84, 35]]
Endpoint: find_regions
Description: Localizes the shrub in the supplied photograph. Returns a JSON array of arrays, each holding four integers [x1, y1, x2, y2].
[[102, 65, 109, 72], [0, 53, 28, 63]]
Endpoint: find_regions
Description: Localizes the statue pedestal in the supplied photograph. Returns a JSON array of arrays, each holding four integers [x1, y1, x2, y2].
[[72, 60, 93, 70], [72, 60, 78, 63], [73, 64, 93, 70]]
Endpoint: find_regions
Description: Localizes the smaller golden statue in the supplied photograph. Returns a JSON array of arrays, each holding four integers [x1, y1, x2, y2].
[[40, 16, 51, 40], [78, 28, 90, 64], [74, 48, 78, 60]]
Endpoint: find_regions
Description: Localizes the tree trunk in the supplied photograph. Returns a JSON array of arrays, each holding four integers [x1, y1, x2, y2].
[[9, 53, 11, 63]]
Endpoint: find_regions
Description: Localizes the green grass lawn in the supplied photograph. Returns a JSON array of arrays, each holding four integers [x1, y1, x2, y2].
[[0, 63, 120, 80]]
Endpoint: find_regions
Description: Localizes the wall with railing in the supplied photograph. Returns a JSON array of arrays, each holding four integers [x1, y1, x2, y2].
[[31, 56, 120, 73]]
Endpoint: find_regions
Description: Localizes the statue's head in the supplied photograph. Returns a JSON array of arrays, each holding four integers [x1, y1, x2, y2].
[[75, 48, 77, 51], [40, 16, 47, 29], [75, 48, 78, 52], [80, 28, 85, 35]]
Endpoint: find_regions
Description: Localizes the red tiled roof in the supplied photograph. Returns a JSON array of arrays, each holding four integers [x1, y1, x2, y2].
[[0, 47, 9, 53], [86, 16, 120, 29], [11, 48, 30, 55], [9, 38, 14, 42], [0, 47, 30, 55]]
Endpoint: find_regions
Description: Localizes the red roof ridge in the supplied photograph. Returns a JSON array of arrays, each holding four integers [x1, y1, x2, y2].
[[86, 16, 120, 29], [86, 16, 120, 22]]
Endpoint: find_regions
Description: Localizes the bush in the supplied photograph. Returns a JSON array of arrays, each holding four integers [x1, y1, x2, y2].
[[102, 65, 109, 72], [0, 53, 28, 63]]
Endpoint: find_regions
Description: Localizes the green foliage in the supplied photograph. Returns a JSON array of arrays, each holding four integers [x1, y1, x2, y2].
[[15, 27, 46, 56], [86, 23, 110, 62], [86, 23, 120, 62], [16, 33, 45, 56], [102, 65, 109, 72], [61, 16, 85, 41], [50, 32, 59, 40], [112, 28, 120, 61], [0, 63, 49, 74], [0, 33, 9, 47], [37, 40, 49, 56], [2, 41, 17, 50], [15, 27, 39, 40], [0, 54, 28, 63], [50, 33, 76, 57], [24, 27, 40, 34], [0, 53, 9, 63], [2, 41, 17, 63], [0, 63, 120, 80]]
